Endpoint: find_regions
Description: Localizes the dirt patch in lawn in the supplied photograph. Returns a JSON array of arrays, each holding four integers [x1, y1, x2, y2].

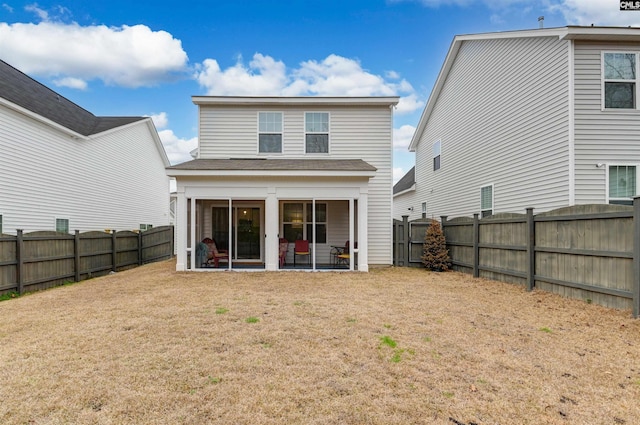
[[0, 260, 639, 424]]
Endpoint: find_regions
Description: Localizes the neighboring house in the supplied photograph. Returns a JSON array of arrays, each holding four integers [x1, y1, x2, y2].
[[0, 60, 170, 234], [167, 96, 399, 271], [403, 26, 640, 220], [392, 166, 421, 220]]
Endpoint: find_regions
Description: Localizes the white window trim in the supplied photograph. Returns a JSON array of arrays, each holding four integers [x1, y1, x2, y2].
[[480, 184, 494, 217], [257, 111, 284, 155], [433, 139, 441, 171], [606, 163, 639, 204], [55, 217, 69, 233], [304, 111, 330, 154], [601, 51, 640, 111]]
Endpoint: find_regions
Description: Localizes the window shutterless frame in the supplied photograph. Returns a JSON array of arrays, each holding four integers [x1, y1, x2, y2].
[[433, 140, 441, 171], [55, 218, 69, 233], [304, 112, 330, 154], [602, 51, 640, 110], [606, 164, 638, 205], [480, 184, 494, 218], [257, 111, 283, 154]]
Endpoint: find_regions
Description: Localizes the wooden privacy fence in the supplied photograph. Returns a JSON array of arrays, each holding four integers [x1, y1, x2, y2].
[[0, 226, 174, 295], [440, 203, 640, 317]]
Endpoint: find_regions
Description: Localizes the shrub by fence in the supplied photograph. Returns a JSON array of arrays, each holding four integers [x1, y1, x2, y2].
[[394, 203, 640, 317], [0, 226, 174, 295]]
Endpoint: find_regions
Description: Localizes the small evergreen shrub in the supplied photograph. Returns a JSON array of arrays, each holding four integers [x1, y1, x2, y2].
[[421, 220, 451, 272]]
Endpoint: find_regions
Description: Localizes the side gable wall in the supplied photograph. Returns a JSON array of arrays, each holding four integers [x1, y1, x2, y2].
[[0, 105, 169, 233], [414, 35, 571, 219]]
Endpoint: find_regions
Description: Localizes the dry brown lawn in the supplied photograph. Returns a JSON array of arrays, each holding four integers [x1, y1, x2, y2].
[[0, 260, 639, 425]]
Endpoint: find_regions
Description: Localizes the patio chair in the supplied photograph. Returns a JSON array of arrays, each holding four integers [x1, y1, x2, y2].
[[279, 238, 289, 268], [336, 240, 357, 266], [202, 237, 229, 268], [294, 239, 310, 266]]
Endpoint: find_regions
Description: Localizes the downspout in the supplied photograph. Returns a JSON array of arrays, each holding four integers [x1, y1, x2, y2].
[[568, 38, 576, 205]]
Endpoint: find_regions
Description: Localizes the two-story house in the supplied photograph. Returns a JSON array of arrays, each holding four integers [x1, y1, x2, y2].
[[0, 60, 170, 234], [167, 96, 399, 271], [396, 26, 640, 221]]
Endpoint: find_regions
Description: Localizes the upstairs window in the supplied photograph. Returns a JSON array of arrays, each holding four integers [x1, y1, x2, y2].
[[603, 52, 638, 109], [433, 140, 441, 171], [480, 185, 493, 218], [305, 112, 329, 153], [258, 112, 283, 153], [56, 218, 69, 233], [609, 165, 637, 205]]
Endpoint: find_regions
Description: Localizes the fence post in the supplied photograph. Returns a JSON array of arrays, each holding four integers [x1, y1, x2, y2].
[[526, 208, 535, 292], [111, 230, 117, 272], [16, 229, 24, 295], [633, 197, 640, 318], [403, 215, 410, 266], [473, 213, 479, 278], [74, 230, 80, 282], [138, 231, 143, 266]]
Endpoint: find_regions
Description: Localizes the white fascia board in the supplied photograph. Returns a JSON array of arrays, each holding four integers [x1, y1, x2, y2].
[[166, 169, 376, 178], [0, 96, 88, 140], [393, 184, 416, 198], [191, 96, 400, 107]]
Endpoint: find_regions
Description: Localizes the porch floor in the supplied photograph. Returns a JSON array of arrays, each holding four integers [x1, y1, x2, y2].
[[197, 262, 351, 271]]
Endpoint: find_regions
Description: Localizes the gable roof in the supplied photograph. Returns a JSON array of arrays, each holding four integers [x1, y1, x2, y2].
[[0, 59, 145, 136], [166, 158, 377, 177], [393, 166, 415, 196], [192, 96, 400, 107], [408, 25, 640, 152]]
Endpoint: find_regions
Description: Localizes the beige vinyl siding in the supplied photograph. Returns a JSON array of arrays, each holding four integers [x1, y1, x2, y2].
[[0, 105, 169, 234], [414, 36, 570, 219], [573, 41, 640, 204], [197, 104, 393, 265]]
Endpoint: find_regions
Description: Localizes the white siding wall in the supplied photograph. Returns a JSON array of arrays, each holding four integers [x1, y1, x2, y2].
[[393, 191, 422, 221], [0, 106, 170, 233], [574, 41, 640, 204], [414, 36, 571, 219], [197, 104, 393, 265]]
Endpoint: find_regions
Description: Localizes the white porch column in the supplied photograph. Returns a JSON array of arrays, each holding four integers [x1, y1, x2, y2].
[[357, 193, 369, 272], [190, 197, 197, 270], [265, 190, 278, 271], [175, 188, 187, 271]]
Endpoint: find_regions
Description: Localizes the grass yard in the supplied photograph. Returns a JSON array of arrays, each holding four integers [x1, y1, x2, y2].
[[0, 260, 639, 424]]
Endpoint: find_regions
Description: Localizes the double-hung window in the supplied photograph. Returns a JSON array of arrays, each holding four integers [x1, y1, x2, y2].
[[433, 140, 441, 171], [603, 52, 639, 109], [305, 112, 329, 153], [258, 112, 283, 153], [480, 185, 493, 218], [0, 214, 3, 234], [608, 165, 637, 205], [282, 202, 327, 244]]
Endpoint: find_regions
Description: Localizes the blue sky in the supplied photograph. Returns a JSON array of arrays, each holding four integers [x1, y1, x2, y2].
[[1, 0, 637, 183]]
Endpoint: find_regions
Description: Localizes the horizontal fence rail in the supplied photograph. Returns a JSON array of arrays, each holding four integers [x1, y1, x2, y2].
[[394, 202, 640, 318], [0, 226, 174, 295]]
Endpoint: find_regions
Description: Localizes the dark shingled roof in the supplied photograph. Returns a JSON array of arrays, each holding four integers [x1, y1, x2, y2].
[[0, 60, 145, 136], [393, 166, 415, 194], [167, 158, 377, 172]]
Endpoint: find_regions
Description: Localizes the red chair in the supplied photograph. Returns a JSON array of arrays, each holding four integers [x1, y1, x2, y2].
[[294, 240, 310, 266], [202, 238, 229, 268]]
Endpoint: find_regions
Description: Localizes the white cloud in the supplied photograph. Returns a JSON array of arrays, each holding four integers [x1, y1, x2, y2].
[[3, 3, 14, 13], [549, 0, 640, 27], [24, 3, 48, 20], [147, 112, 169, 130], [0, 21, 188, 88], [53, 76, 87, 90], [393, 125, 416, 150], [158, 129, 198, 165], [195, 53, 423, 114], [393, 167, 407, 184]]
